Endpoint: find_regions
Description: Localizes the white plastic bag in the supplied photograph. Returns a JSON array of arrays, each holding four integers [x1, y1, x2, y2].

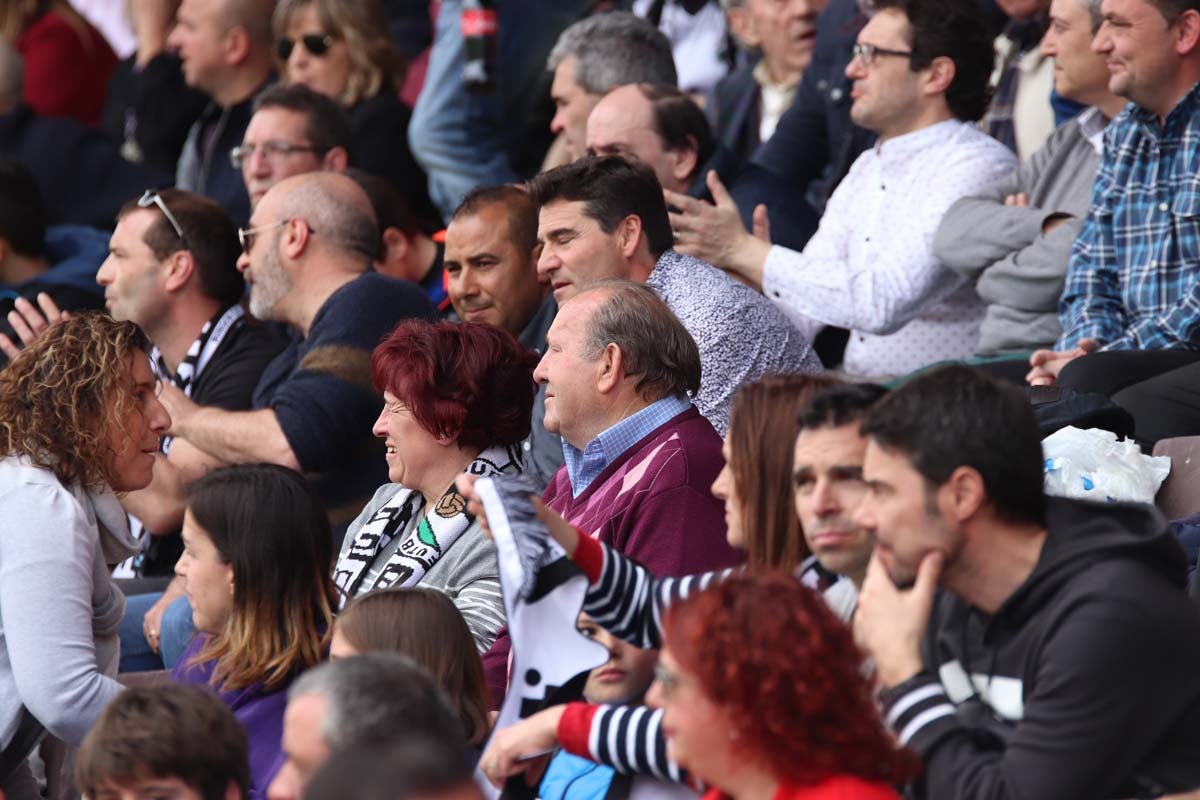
[[1042, 426, 1171, 504]]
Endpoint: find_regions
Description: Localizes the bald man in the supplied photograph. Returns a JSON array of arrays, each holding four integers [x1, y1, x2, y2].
[[159, 172, 437, 528], [587, 83, 735, 198], [168, 0, 277, 225]]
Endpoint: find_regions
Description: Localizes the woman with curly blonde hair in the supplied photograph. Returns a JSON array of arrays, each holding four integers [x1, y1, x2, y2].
[[272, 0, 436, 224], [0, 313, 169, 799]]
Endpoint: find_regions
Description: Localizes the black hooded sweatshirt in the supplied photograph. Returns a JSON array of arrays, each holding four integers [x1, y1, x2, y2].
[[880, 496, 1200, 799]]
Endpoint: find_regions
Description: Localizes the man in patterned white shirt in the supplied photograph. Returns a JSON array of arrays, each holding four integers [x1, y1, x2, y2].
[[668, 0, 1017, 379], [527, 155, 821, 436]]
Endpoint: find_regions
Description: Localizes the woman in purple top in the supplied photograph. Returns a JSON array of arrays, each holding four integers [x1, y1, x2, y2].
[[171, 464, 339, 799]]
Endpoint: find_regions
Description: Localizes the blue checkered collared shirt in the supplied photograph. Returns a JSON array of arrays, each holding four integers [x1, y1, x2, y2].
[[563, 394, 692, 498], [1058, 82, 1200, 351]]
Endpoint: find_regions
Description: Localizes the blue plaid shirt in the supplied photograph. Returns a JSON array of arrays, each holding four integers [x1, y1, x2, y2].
[[1058, 82, 1200, 351], [563, 394, 692, 498]]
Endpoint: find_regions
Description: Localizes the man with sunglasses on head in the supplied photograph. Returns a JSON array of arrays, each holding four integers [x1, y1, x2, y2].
[[102, 188, 289, 671], [167, 0, 277, 227], [668, 0, 1016, 380]]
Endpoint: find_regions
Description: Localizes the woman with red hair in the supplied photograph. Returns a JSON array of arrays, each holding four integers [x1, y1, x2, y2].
[[651, 571, 917, 800], [333, 319, 537, 654]]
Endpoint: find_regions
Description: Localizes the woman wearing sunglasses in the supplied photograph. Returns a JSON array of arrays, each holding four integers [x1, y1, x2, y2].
[[272, 0, 437, 227]]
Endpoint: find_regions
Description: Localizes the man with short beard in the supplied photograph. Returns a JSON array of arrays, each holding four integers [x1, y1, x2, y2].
[[854, 365, 1200, 798], [158, 172, 435, 531]]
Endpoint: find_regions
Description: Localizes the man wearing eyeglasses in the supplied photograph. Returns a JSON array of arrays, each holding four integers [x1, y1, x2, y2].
[[667, 0, 1017, 380], [235, 84, 351, 210], [156, 171, 436, 533], [167, 0, 277, 227]]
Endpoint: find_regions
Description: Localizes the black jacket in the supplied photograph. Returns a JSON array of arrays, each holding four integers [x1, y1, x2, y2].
[[882, 497, 1200, 799], [0, 104, 167, 229]]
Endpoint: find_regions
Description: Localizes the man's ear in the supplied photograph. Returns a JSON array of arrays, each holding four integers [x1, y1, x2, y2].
[[281, 219, 314, 261], [596, 342, 624, 395], [222, 25, 251, 67], [923, 55, 956, 98], [726, 6, 760, 48], [941, 465, 986, 524], [323, 146, 349, 173], [381, 226, 409, 265], [1176, 8, 1200, 55], [615, 214, 645, 260], [224, 779, 243, 800], [666, 138, 700, 189], [163, 250, 197, 294]]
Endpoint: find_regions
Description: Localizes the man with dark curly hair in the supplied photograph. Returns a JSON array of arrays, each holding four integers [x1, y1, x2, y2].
[[0, 313, 169, 799]]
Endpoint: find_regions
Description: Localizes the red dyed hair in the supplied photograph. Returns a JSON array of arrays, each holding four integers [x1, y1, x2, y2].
[[663, 572, 920, 789], [371, 320, 538, 450]]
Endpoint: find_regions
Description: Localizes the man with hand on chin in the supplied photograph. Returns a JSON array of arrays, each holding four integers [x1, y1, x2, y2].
[[852, 364, 1200, 800]]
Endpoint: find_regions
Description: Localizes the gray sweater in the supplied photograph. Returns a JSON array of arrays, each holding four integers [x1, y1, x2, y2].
[[934, 109, 1105, 355], [337, 482, 505, 653], [0, 457, 128, 754]]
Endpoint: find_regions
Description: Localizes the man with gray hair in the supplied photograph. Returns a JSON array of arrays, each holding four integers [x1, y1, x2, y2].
[[932, 0, 1126, 366], [537, 279, 741, 579], [158, 172, 437, 529], [546, 12, 678, 161], [267, 654, 466, 800]]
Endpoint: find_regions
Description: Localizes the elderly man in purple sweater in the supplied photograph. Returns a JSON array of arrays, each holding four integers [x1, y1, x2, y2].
[[537, 280, 740, 577]]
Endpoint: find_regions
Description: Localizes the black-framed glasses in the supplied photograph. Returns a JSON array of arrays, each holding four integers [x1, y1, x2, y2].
[[852, 42, 915, 67], [230, 141, 324, 169], [275, 33, 333, 61], [238, 219, 316, 254], [137, 190, 188, 248]]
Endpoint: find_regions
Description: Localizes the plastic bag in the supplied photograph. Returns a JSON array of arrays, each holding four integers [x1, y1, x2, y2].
[[1043, 426, 1171, 504]]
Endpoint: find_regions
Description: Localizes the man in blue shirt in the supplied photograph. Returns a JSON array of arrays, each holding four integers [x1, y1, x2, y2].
[[1026, 0, 1200, 443]]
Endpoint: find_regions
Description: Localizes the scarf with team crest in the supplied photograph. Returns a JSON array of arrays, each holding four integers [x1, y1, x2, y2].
[[333, 445, 522, 600]]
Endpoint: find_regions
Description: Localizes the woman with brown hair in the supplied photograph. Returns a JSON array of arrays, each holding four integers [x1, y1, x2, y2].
[[0, 313, 169, 799], [171, 463, 339, 797], [710, 374, 834, 572], [332, 588, 491, 748], [0, 0, 117, 125], [271, 0, 436, 225]]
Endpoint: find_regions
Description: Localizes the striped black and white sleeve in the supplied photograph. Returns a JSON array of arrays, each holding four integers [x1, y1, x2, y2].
[[578, 538, 733, 650], [588, 704, 686, 784], [878, 671, 960, 753]]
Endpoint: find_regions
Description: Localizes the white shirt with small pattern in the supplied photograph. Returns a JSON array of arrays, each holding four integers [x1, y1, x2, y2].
[[761, 118, 1018, 379], [646, 250, 823, 435]]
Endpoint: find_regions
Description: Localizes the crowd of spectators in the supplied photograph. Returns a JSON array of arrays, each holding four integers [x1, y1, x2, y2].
[[3, 0, 1200, 799]]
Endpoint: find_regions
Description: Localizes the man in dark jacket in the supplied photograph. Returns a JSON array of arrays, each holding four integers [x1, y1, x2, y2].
[[167, 0, 276, 226], [853, 364, 1200, 799]]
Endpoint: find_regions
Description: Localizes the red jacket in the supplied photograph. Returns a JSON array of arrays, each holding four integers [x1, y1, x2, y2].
[[703, 777, 899, 800], [18, 10, 117, 126]]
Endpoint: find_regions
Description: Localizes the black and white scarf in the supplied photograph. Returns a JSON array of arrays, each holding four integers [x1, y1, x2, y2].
[[333, 445, 522, 601], [150, 304, 244, 453]]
